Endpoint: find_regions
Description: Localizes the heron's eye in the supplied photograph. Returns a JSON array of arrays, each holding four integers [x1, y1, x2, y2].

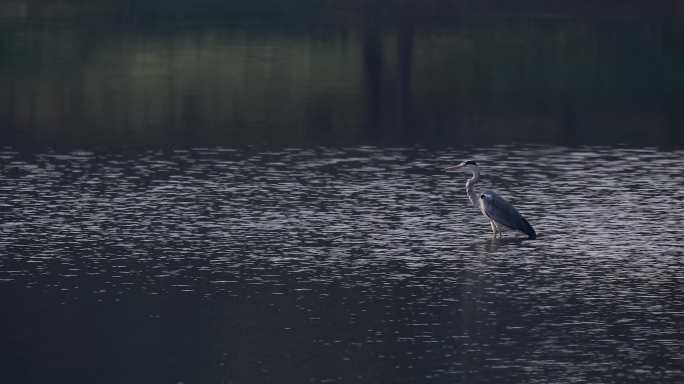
[[480, 194, 486, 199]]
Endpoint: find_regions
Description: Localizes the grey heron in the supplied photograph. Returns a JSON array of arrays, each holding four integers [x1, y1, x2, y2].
[[446, 160, 536, 239]]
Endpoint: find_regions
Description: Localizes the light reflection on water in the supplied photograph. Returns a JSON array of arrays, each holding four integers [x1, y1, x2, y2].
[[0, 145, 683, 383]]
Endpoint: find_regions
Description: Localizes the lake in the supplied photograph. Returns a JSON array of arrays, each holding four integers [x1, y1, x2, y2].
[[1, 2, 683, 383], [1, 145, 682, 383], [1, 5, 683, 148]]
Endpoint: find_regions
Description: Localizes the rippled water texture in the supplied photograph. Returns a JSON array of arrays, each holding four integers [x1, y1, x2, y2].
[[1, 146, 683, 383]]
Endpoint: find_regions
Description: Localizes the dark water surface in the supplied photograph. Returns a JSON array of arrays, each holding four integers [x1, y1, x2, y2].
[[1, 11, 683, 148], [1, 145, 683, 383]]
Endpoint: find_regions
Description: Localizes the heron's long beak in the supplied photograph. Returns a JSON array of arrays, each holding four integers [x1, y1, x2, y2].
[[445, 164, 463, 172]]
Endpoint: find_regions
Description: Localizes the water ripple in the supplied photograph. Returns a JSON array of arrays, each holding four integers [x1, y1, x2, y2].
[[1, 145, 682, 383]]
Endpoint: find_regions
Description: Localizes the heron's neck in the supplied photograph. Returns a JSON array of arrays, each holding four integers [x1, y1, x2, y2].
[[465, 169, 480, 207]]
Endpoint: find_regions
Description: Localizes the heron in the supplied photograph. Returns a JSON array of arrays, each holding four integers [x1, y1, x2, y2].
[[446, 160, 536, 239]]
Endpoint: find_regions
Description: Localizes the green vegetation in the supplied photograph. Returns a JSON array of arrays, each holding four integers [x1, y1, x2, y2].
[[0, 3, 682, 147]]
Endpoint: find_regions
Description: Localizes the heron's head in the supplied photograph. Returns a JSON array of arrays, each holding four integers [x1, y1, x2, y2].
[[445, 160, 479, 173]]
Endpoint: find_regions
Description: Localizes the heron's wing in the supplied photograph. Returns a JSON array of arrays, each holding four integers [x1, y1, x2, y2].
[[481, 191, 536, 239]]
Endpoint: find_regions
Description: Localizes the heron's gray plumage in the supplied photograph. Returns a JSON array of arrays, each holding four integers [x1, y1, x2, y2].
[[447, 160, 536, 239], [480, 192, 536, 239]]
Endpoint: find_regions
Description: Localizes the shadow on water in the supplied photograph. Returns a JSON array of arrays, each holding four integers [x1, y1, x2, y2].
[[0, 2, 683, 149], [483, 236, 529, 250]]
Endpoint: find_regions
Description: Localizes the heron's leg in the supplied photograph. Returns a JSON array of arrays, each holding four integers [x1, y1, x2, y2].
[[490, 221, 497, 237], [493, 222, 503, 238]]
